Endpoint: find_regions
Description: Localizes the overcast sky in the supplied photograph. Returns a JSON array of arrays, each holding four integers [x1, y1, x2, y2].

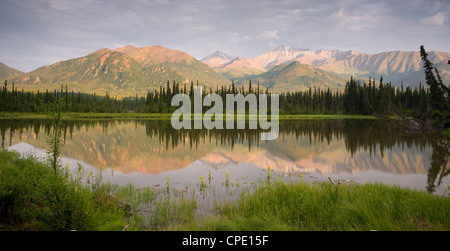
[[1, 0, 449, 72]]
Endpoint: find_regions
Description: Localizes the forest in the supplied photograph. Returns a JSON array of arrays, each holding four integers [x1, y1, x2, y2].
[[0, 77, 432, 116]]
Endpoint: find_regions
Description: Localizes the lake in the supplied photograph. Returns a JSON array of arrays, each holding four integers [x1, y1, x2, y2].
[[1, 118, 449, 196]]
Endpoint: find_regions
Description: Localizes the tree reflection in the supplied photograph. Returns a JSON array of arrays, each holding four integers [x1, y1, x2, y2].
[[0, 118, 448, 194], [427, 138, 450, 193]]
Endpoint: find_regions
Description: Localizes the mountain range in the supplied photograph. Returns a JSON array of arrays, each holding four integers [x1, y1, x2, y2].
[[1, 45, 449, 95], [5, 45, 229, 96], [201, 45, 450, 89]]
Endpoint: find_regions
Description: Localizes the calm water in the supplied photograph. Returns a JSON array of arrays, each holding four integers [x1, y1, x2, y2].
[[1, 119, 449, 195]]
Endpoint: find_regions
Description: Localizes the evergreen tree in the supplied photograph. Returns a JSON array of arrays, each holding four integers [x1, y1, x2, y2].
[[420, 45, 447, 111]]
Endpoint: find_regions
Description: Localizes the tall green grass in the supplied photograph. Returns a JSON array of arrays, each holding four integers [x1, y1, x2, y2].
[[0, 149, 197, 231], [190, 181, 450, 231], [0, 150, 131, 230]]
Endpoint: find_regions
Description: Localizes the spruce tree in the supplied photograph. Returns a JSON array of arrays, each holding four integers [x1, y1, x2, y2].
[[420, 45, 446, 111]]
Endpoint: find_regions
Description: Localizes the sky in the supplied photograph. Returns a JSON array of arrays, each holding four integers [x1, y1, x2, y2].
[[0, 0, 449, 72]]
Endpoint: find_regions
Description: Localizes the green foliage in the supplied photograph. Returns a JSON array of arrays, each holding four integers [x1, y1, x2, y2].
[[344, 76, 397, 115], [420, 46, 448, 111], [150, 195, 197, 230], [443, 128, 450, 136], [0, 150, 90, 230], [0, 150, 137, 230], [419, 45, 450, 129], [201, 182, 450, 231], [2, 147, 448, 231], [44, 96, 68, 183], [0, 75, 434, 117]]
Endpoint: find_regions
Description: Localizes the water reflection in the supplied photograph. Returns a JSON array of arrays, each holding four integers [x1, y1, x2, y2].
[[427, 138, 450, 193], [0, 119, 449, 194]]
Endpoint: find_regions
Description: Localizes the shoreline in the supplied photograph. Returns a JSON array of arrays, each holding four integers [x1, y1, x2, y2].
[[0, 112, 377, 120], [1, 149, 448, 231]]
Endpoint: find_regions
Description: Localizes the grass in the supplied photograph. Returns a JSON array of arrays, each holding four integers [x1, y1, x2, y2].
[[278, 114, 376, 120], [189, 181, 450, 231], [443, 128, 450, 137], [0, 149, 199, 231], [0, 150, 138, 230], [1, 149, 448, 231]]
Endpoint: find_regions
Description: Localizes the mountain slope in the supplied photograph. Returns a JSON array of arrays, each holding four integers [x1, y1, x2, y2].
[[316, 50, 450, 84], [0, 62, 23, 80], [115, 45, 230, 87], [247, 61, 347, 92], [13, 48, 188, 95], [11, 45, 230, 96], [115, 45, 194, 65], [214, 57, 266, 79]]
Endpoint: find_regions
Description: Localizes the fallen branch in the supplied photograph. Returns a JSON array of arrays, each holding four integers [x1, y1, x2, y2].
[[328, 177, 335, 185]]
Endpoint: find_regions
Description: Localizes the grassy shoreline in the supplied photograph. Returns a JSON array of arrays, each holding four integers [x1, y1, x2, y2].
[[0, 112, 376, 120], [443, 128, 450, 136], [0, 112, 173, 120], [0, 149, 448, 231], [188, 181, 450, 231]]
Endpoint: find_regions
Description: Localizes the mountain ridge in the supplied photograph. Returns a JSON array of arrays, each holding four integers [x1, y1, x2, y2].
[[1, 45, 449, 96], [201, 45, 450, 88], [248, 61, 347, 92], [201, 50, 236, 67], [9, 45, 230, 96], [0, 62, 23, 80]]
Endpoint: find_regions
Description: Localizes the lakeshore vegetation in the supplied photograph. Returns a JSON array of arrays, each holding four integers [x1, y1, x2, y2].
[[0, 149, 449, 231]]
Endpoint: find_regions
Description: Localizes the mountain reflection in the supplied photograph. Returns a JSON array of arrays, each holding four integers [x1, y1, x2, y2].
[[0, 118, 448, 193]]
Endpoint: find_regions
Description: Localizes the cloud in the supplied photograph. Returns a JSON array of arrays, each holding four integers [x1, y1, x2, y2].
[[258, 30, 279, 40], [229, 33, 252, 44], [329, 8, 351, 23], [420, 11, 448, 26], [329, 6, 380, 24], [1, 0, 450, 71], [46, 0, 95, 11]]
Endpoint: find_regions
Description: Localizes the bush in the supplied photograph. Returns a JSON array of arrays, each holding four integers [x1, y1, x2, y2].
[[431, 110, 443, 125]]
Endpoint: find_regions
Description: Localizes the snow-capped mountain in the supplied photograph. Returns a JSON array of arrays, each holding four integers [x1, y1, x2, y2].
[[201, 46, 353, 74], [200, 45, 450, 88], [201, 50, 237, 68], [251, 45, 311, 69]]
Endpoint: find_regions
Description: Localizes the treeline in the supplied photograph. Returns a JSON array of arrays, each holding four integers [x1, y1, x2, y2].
[[279, 76, 428, 116], [0, 78, 430, 116], [0, 82, 143, 113]]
